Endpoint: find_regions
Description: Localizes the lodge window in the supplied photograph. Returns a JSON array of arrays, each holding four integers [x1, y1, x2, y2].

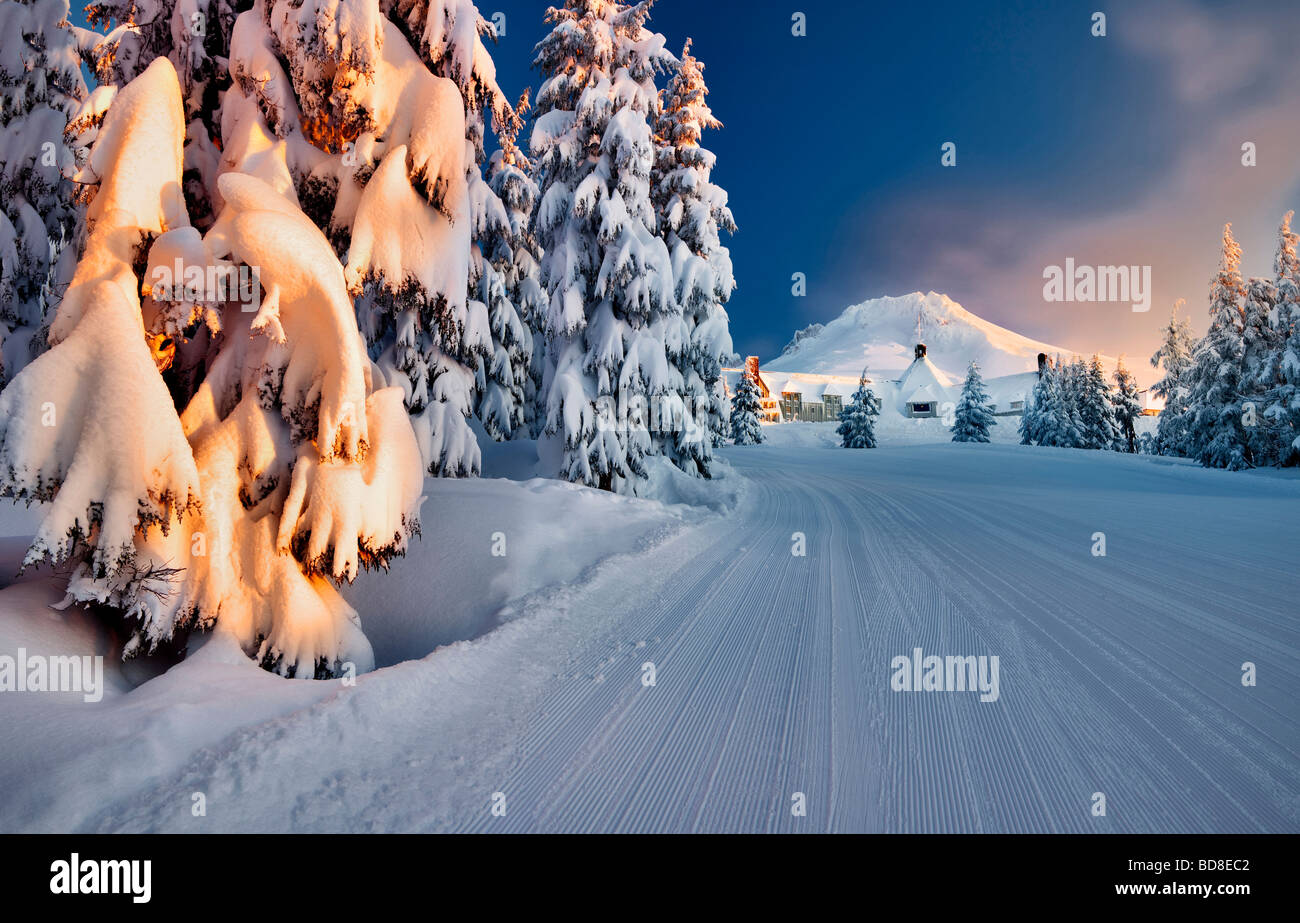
[[912, 403, 931, 414]]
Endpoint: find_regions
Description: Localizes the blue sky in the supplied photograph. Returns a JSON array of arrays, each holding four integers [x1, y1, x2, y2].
[[484, 0, 1300, 366], [73, 0, 1300, 368]]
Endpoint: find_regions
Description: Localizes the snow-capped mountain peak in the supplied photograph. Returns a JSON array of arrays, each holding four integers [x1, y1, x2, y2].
[[767, 291, 1109, 381]]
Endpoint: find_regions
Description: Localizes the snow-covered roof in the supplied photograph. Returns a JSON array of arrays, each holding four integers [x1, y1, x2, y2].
[[983, 370, 1038, 411], [895, 353, 953, 411], [822, 382, 857, 397], [903, 383, 944, 405], [897, 354, 953, 391]]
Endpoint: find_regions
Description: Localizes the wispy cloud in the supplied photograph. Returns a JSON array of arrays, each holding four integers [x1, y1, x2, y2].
[[872, 0, 1300, 383]]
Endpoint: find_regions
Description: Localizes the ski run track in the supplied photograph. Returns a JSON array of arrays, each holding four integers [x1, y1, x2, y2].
[[0, 433, 1297, 833]]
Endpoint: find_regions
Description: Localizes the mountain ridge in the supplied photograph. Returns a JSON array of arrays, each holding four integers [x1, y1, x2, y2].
[[766, 291, 1131, 382]]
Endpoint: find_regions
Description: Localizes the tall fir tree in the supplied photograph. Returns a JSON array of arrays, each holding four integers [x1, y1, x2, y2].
[[0, 0, 87, 385], [469, 91, 535, 441], [728, 367, 763, 445], [950, 361, 996, 443], [1058, 356, 1088, 448], [384, 0, 532, 456], [1078, 353, 1119, 450], [837, 370, 879, 448], [1150, 299, 1197, 456], [1019, 357, 1053, 446], [1261, 211, 1300, 464], [486, 91, 546, 438], [652, 37, 736, 477], [1240, 275, 1283, 465], [1186, 223, 1251, 469], [530, 0, 677, 493], [1111, 356, 1142, 453]]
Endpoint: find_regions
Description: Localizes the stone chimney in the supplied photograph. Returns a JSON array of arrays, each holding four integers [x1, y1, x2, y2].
[[914, 343, 927, 360], [1037, 352, 1048, 377]]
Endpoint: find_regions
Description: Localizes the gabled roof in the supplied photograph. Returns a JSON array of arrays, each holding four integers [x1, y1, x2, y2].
[[897, 354, 953, 392], [896, 354, 953, 409], [903, 383, 944, 405]]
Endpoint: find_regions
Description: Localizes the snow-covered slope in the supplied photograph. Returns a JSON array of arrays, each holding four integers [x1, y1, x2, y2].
[[2, 440, 1295, 833], [769, 292, 1115, 381]]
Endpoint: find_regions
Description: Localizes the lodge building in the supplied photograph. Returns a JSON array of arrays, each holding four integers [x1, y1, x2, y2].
[[723, 344, 1163, 425]]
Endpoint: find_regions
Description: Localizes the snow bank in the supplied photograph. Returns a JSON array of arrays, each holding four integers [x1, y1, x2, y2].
[[0, 461, 719, 829]]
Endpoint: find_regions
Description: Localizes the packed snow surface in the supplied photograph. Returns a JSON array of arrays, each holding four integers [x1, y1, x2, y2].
[[0, 436, 1295, 832]]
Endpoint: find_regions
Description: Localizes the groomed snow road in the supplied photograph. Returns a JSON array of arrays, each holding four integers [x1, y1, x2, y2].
[[59, 440, 1300, 833]]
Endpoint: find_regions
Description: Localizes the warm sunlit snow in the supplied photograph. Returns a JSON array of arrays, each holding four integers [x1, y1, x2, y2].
[[768, 291, 1129, 383]]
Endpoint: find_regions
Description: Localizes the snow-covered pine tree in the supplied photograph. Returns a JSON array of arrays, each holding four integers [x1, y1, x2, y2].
[[707, 372, 733, 449], [951, 361, 996, 443], [0, 0, 87, 385], [531, 0, 677, 493], [652, 37, 736, 478], [1240, 275, 1283, 465], [1258, 211, 1300, 465], [0, 7, 467, 676], [1150, 299, 1196, 456], [1019, 357, 1053, 446], [83, 0, 238, 226], [1111, 356, 1142, 453], [1054, 356, 1087, 448], [729, 367, 763, 444], [1186, 223, 1251, 469], [1078, 353, 1119, 450], [486, 90, 546, 438], [222, 0, 491, 479], [467, 92, 533, 442], [837, 371, 879, 448], [383, 0, 534, 444]]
